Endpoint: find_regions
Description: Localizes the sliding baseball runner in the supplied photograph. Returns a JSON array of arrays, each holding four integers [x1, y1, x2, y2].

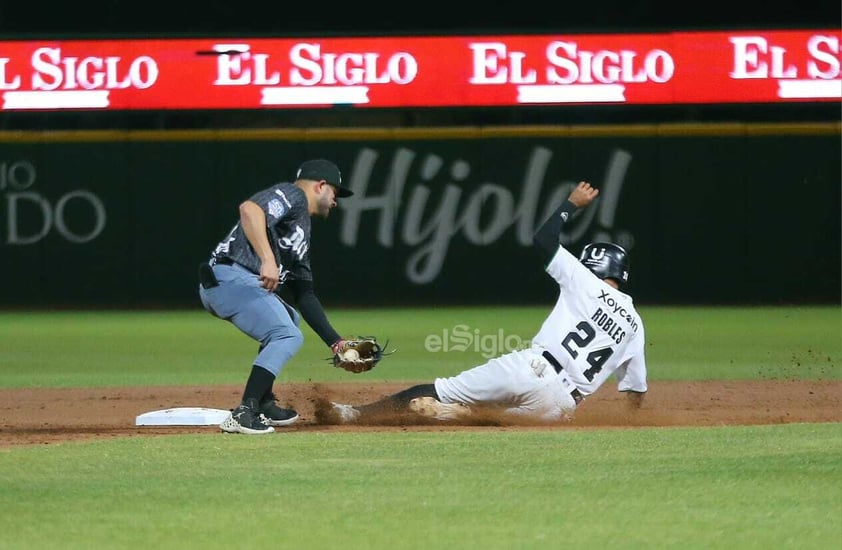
[[326, 181, 648, 424]]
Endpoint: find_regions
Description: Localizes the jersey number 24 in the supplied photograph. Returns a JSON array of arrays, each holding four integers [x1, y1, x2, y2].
[[561, 321, 614, 381]]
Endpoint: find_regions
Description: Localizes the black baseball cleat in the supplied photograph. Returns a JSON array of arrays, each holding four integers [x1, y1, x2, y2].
[[220, 398, 274, 435], [259, 392, 300, 427]]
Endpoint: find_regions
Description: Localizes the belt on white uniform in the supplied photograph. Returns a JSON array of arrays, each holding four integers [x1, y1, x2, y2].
[[542, 351, 584, 405]]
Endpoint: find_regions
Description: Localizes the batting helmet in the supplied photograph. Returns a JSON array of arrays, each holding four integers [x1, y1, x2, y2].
[[579, 242, 630, 286]]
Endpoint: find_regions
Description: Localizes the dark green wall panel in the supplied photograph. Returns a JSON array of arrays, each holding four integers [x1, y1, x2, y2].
[[1, 127, 838, 307]]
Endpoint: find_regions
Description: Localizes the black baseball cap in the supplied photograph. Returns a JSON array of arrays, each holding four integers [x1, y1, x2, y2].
[[296, 159, 353, 197]]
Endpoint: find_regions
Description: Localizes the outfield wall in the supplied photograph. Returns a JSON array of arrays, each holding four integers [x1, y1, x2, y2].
[[0, 123, 839, 307]]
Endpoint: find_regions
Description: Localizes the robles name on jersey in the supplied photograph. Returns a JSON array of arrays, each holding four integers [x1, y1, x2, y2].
[[589, 289, 640, 344]]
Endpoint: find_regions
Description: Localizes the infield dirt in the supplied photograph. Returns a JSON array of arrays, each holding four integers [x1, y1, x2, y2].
[[1, 380, 839, 447]]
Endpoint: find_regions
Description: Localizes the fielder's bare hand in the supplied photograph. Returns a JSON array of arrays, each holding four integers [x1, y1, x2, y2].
[[259, 260, 280, 291], [568, 181, 599, 208]]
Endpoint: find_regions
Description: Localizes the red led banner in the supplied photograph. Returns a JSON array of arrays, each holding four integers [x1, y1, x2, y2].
[[0, 29, 838, 111]]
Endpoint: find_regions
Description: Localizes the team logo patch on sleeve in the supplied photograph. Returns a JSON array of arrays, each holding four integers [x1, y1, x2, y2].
[[267, 199, 286, 219]]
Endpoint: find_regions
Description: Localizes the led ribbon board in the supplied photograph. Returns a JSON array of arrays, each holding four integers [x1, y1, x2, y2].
[[0, 30, 838, 110]]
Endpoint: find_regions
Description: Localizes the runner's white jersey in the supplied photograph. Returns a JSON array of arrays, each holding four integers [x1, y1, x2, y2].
[[531, 245, 647, 396]]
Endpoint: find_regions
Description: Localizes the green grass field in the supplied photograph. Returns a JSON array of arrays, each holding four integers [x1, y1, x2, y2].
[[0, 306, 838, 388], [0, 306, 839, 549]]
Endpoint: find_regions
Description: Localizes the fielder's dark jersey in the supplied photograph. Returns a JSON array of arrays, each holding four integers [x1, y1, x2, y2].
[[211, 182, 312, 287]]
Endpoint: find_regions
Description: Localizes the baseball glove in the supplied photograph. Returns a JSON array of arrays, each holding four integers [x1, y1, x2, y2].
[[331, 337, 386, 373]]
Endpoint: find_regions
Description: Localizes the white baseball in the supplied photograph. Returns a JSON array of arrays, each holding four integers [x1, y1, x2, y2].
[[343, 349, 360, 361]]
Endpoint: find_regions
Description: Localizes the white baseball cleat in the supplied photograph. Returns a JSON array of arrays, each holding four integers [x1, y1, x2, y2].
[[408, 397, 472, 421], [331, 402, 361, 424]]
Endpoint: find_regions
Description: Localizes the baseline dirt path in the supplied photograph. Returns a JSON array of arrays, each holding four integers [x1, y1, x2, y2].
[[1, 380, 839, 447]]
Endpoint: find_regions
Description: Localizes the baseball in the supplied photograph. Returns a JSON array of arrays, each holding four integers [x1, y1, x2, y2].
[[343, 349, 360, 361]]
